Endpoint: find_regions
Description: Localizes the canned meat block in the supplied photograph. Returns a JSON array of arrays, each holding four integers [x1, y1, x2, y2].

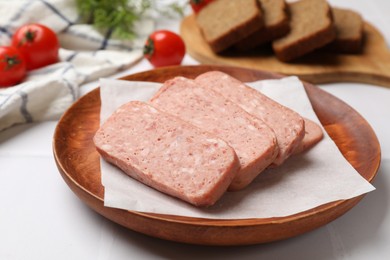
[[94, 101, 240, 206], [195, 71, 305, 165], [150, 77, 278, 190]]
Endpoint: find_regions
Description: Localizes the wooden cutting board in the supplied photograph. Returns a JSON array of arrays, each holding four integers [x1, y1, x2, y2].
[[180, 15, 390, 88]]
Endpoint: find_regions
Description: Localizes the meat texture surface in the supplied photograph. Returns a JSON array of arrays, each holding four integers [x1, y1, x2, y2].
[[94, 101, 240, 206], [150, 77, 278, 190], [195, 71, 305, 165]]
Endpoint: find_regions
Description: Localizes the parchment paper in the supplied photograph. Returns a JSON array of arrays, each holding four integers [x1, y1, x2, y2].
[[98, 76, 375, 219]]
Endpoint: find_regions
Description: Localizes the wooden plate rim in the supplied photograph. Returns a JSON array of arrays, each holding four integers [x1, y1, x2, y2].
[[53, 65, 381, 239]]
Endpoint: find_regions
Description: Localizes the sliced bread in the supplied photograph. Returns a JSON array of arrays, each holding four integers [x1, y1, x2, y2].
[[196, 0, 264, 53], [272, 0, 336, 62], [235, 0, 290, 51], [326, 7, 364, 53]]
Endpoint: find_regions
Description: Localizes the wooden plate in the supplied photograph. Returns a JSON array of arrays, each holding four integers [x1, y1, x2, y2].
[[53, 65, 380, 246], [181, 15, 390, 88]]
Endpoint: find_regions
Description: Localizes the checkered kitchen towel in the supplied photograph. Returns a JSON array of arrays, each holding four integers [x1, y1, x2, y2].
[[0, 0, 154, 131]]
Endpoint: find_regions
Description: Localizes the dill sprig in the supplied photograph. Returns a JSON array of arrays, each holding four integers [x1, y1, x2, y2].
[[76, 0, 185, 40]]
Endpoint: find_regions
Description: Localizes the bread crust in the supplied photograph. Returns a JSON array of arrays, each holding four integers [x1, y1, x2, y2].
[[196, 0, 264, 53], [272, 0, 336, 62], [235, 0, 290, 51], [326, 8, 364, 53]]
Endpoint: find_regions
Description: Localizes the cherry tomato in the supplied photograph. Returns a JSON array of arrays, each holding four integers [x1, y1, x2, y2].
[[0, 46, 27, 87], [190, 0, 214, 13], [143, 30, 185, 68], [12, 23, 59, 70]]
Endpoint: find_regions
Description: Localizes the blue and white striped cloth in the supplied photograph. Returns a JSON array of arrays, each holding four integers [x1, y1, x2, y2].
[[0, 0, 154, 131]]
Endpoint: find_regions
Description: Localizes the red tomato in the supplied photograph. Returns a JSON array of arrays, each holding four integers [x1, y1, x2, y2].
[[190, 0, 214, 13], [143, 30, 185, 68], [0, 46, 27, 87], [12, 23, 59, 70]]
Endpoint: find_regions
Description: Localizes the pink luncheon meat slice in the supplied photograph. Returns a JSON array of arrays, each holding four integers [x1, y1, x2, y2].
[[150, 77, 278, 190], [93, 101, 240, 207], [195, 71, 305, 165], [293, 118, 324, 154]]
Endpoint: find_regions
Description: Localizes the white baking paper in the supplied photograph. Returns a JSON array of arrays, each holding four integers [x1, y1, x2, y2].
[[98, 76, 375, 219]]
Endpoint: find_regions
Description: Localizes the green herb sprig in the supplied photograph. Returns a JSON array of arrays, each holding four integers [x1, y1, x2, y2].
[[76, 0, 185, 40]]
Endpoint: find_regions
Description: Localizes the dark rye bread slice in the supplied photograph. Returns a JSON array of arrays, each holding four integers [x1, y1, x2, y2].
[[235, 0, 290, 51], [196, 0, 264, 53], [272, 0, 336, 62], [325, 7, 364, 53]]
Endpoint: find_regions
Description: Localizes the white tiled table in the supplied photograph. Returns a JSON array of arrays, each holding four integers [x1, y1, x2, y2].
[[1, 1, 390, 259]]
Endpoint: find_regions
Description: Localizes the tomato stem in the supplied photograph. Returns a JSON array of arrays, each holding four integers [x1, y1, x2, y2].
[[18, 28, 37, 47], [191, 0, 204, 4], [1, 55, 21, 70], [143, 37, 155, 58]]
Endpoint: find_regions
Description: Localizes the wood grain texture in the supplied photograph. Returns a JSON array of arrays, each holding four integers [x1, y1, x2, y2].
[[53, 65, 381, 246], [181, 15, 390, 88]]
